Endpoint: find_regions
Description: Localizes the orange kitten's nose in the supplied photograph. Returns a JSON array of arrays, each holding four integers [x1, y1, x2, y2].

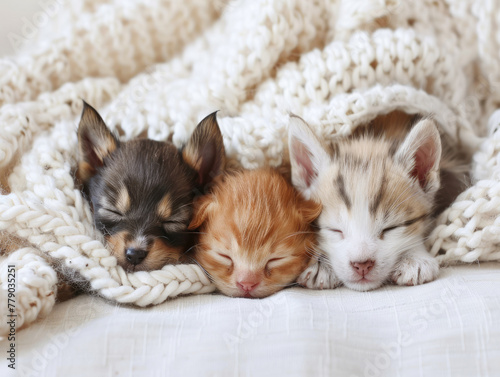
[[351, 260, 375, 277], [237, 281, 260, 292]]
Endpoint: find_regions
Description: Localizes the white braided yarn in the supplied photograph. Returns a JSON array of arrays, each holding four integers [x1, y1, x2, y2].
[[1, 0, 500, 335], [428, 110, 500, 262], [0, 248, 57, 339]]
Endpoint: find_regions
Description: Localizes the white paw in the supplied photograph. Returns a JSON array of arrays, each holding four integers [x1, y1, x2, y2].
[[298, 257, 341, 290], [392, 253, 439, 286]]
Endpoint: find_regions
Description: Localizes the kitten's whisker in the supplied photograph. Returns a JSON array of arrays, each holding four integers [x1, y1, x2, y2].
[[305, 246, 327, 258], [305, 252, 334, 268], [281, 231, 316, 241], [304, 247, 320, 256], [189, 258, 214, 281], [268, 282, 299, 288], [183, 243, 201, 255], [385, 183, 415, 214], [390, 191, 427, 213], [305, 250, 326, 260]]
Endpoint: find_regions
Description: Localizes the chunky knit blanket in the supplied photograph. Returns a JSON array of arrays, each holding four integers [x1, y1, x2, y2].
[[1, 0, 500, 336]]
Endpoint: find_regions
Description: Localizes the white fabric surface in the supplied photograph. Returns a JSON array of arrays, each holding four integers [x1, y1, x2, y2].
[[1, 263, 499, 376]]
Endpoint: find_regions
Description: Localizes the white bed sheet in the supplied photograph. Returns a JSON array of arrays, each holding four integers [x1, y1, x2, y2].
[[2, 263, 500, 377]]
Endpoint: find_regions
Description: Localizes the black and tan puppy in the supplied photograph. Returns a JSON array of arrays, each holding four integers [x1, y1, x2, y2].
[[77, 102, 225, 271]]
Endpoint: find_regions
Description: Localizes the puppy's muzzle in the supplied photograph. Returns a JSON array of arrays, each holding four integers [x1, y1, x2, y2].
[[126, 248, 148, 265]]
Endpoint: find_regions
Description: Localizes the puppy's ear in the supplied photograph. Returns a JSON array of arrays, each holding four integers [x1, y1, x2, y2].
[[77, 101, 119, 182], [188, 197, 213, 230], [288, 115, 331, 200], [395, 118, 442, 194], [182, 112, 226, 188]]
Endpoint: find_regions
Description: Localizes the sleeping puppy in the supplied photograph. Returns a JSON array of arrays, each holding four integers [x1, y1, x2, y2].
[[77, 102, 225, 271]]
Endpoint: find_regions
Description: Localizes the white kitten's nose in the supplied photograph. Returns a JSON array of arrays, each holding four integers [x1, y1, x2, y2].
[[351, 260, 375, 277]]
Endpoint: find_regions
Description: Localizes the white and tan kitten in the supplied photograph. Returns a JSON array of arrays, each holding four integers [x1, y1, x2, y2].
[[288, 111, 465, 291]]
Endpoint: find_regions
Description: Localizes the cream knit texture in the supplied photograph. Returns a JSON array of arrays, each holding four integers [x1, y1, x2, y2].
[[1, 0, 499, 336]]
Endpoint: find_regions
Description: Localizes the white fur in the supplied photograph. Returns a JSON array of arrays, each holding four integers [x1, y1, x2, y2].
[[297, 256, 341, 289], [391, 246, 440, 286], [290, 116, 441, 291]]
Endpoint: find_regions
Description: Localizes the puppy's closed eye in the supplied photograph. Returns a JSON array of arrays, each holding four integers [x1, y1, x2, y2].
[[98, 207, 123, 222], [162, 220, 187, 233]]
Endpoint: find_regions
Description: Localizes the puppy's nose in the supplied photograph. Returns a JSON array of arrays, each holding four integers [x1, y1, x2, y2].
[[351, 260, 375, 277], [237, 280, 260, 292], [125, 248, 147, 265]]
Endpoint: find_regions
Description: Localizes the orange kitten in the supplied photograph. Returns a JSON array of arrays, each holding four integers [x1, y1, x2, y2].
[[189, 168, 322, 298]]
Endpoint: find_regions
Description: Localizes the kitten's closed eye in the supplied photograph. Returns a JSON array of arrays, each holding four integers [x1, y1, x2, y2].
[[327, 228, 344, 239], [380, 215, 427, 238], [265, 257, 285, 269], [217, 253, 233, 265], [380, 225, 399, 238]]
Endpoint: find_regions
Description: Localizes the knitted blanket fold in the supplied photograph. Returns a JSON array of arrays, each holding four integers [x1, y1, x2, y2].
[[1, 0, 500, 336]]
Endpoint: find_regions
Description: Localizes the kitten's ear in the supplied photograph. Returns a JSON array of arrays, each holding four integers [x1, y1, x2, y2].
[[188, 197, 213, 230], [395, 118, 442, 192], [77, 101, 119, 183], [182, 112, 226, 189], [288, 115, 330, 199]]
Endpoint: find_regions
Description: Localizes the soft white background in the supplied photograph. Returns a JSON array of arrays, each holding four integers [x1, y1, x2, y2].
[[0, 0, 41, 57]]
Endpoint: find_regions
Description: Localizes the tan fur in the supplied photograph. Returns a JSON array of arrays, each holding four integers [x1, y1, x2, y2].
[[351, 110, 469, 216], [106, 231, 180, 271], [115, 187, 131, 214], [352, 110, 413, 140], [157, 194, 172, 219], [105, 231, 129, 264], [77, 161, 95, 183], [0, 233, 27, 255], [326, 136, 432, 223], [146, 239, 182, 269], [190, 168, 321, 298]]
